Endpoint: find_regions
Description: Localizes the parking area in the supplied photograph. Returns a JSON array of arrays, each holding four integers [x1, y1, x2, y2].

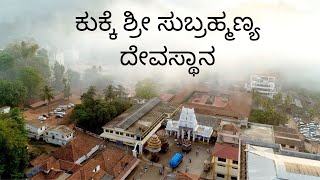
[[24, 97, 80, 127], [129, 136, 214, 180]]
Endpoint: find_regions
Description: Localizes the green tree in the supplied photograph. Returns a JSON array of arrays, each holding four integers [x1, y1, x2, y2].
[[283, 94, 293, 113], [0, 109, 29, 179], [135, 79, 158, 99], [66, 68, 81, 89], [63, 78, 72, 99], [273, 92, 282, 106], [52, 61, 65, 91], [5, 41, 50, 80], [0, 80, 26, 107], [19, 66, 43, 100], [80, 86, 96, 107], [249, 109, 288, 126], [0, 51, 14, 79], [71, 87, 131, 134], [117, 85, 126, 99], [40, 85, 55, 114], [104, 85, 115, 102]]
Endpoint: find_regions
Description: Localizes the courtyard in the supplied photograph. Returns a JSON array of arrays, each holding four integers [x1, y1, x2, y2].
[[129, 136, 215, 180]]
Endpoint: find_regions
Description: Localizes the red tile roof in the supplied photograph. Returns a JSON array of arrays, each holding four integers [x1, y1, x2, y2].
[[31, 156, 81, 180], [212, 144, 239, 161], [67, 159, 107, 180], [176, 172, 199, 180], [160, 93, 175, 102], [30, 154, 51, 166], [94, 148, 140, 180], [213, 96, 228, 107], [52, 136, 102, 162]]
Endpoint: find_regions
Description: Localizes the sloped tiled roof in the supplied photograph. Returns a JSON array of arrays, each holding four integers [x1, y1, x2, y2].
[[52, 136, 102, 162], [67, 159, 107, 180], [212, 144, 239, 161], [94, 148, 139, 179], [30, 154, 51, 167]]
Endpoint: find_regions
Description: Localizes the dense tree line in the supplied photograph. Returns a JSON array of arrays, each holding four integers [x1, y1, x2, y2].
[[70, 86, 131, 134], [135, 79, 158, 99], [0, 41, 80, 106], [0, 80, 26, 107], [0, 108, 29, 179]]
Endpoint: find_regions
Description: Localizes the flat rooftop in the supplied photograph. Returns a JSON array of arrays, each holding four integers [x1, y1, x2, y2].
[[247, 145, 320, 179], [241, 123, 275, 143], [26, 119, 46, 128], [104, 100, 179, 134]]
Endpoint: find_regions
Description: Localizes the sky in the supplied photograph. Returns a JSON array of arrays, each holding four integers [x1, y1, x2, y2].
[[0, 0, 320, 89]]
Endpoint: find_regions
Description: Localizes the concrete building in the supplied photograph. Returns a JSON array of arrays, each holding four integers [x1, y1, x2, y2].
[[245, 144, 320, 179], [0, 106, 10, 114], [245, 74, 278, 98], [274, 126, 304, 151], [165, 107, 214, 143], [217, 122, 241, 144], [211, 143, 239, 180], [43, 125, 74, 146], [25, 120, 47, 140], [100, 97, 180, 156]]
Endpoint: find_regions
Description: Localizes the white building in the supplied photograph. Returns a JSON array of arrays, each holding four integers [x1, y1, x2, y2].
[[245, 75, 278, 98], [165, 107, 213, 143], [0, 106, 10, 114], [25, 120, 47, 140], [43, 125, 74, 146], [246, 144, 320, 180]]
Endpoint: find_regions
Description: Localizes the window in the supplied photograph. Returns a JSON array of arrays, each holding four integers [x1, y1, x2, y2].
[[110, 130, 113, 133], [232, 160, 238, 164], [231, 176, 237, 180], [115, 132, 119, 135], [120, 132, 123, 135], [281, 144, 285, 147], [217, 174, 225, 178], [218, 157, 226, 162], [105, 129, 109, 133], [289, 145, 295, 149], [62, 135, 64, 138], [131, 134, 135, 138], [126, 134, 130, 137], [218, 164, 225, 167], [232, 167, 238, 170]]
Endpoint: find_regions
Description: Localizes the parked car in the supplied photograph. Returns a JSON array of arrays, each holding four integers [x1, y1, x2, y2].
[[69, 103, 75, 107], [67, 105, 72, 109], [49, 111, 54, 116], [56, 114, 64, 118], [55, 108, 62, 112], [38, 116, 47, 121], [54, 111, 66, 115]]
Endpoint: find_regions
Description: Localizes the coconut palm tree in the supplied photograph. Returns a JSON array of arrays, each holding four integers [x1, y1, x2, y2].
[[117, 84, 125, 99], [40, 85, 55, 114], [103, 85, 115, 102]]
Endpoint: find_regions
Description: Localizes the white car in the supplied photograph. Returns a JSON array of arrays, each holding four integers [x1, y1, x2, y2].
[[69, 103, 75, 107], [38, 116, 47, 121], [54, 111, 66, 115]]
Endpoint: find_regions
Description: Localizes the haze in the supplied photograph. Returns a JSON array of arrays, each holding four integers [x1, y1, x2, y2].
[[0, 0, 319, 90]]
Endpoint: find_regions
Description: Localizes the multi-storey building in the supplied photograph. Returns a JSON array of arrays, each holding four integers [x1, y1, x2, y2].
[[43, 125, 74, 146], [25, 120, 47, 140], [245, 75, 278, 98], [211, 143, 239, 180]]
